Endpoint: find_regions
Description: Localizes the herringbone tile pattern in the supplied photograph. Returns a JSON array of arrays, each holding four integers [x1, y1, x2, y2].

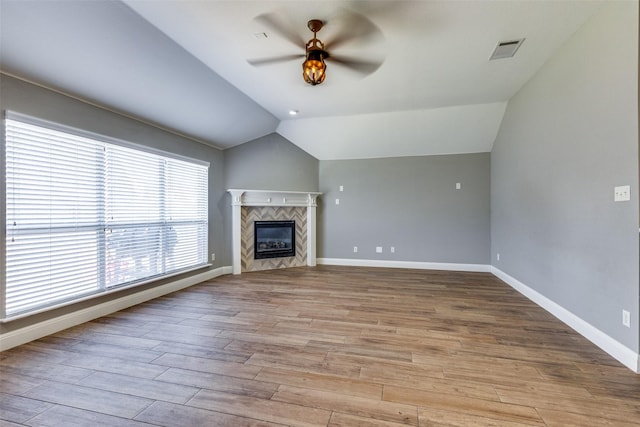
[[241, 206, 307, 272]]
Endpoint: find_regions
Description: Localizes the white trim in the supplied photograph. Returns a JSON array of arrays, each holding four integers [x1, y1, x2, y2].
[[306, 207, 317, 267], [231, 204, 242, 275], [227, 189, 322, 207], [491, 266, 639, 373], [0, 266, 231, 352], [317, 258, 491, 272]]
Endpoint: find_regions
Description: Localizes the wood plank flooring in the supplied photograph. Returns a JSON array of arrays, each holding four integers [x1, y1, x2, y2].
[[1, 265, 639, 426]]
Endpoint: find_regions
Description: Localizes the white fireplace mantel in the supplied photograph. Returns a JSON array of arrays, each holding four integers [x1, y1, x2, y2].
[[228, 189, 321, 208], [227, 189, 322, 274]]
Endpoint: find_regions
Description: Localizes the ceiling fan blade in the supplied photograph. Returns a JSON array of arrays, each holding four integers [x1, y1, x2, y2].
[[328, 55, 383, 76], [324, 9, 383, 51], [344, 0, 430, 31], [248, 54, 305, 67], [255, 13, 305, 48]]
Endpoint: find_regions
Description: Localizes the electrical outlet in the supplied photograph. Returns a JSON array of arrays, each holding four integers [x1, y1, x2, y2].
[[339, 185, 344, 192], [390, 246, 395, 253], [353, 246, 358, 253], [456, 182, 461, 190], [335, 198, 340, 205], [614, 185, 630, 202], [211, 253, 215, 261], [622, 310, 631, 328], [376, 246, 383, 253]]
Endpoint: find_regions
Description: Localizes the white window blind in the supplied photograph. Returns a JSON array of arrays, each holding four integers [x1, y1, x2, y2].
[[4, 114, 208, 318]]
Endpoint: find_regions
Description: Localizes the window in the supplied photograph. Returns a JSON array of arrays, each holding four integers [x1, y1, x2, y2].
[[3, 112, 208, 319]]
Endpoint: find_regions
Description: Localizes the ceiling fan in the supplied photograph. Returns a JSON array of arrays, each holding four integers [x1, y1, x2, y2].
[[248, 11, 384, 86]]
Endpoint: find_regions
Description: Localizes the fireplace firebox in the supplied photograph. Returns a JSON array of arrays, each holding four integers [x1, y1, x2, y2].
[[254, 221, 296, 260]]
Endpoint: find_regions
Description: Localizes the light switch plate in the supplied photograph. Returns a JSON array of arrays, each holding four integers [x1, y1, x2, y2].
[[623, 309, 631, 328], [614, 185, 630, 202]]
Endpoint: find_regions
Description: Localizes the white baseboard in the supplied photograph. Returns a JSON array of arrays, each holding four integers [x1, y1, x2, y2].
[[317, 258, 491, 272], [0, 266, 232, 352], [491, 266, 639, 373]]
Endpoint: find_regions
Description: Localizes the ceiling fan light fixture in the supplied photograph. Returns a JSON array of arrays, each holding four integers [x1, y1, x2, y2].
[[302, 19, 328, 86], [302, 49, 326, 86]]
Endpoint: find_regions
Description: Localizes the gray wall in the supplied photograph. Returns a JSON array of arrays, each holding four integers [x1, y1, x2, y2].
[[491, 2, 639, 351], [0, 74, 229, 332], [319, 153, 490, 264], [224, 133, 319, 192]]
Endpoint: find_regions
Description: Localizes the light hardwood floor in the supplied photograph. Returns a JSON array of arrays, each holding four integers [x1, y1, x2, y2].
[[1, 266, 639, 426]]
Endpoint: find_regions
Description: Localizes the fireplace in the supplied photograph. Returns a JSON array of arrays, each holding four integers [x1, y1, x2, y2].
[[254, 220, 296, 260], [228, 189, 321, 274]]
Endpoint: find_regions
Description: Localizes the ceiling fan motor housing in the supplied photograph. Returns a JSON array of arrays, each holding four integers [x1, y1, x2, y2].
[[307, 19, 323, 33]]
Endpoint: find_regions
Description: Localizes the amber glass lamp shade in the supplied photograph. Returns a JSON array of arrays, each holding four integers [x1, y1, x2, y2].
[[302, 49, 326, 86]]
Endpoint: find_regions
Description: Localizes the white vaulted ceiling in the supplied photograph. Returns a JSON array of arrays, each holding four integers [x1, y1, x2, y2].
[[0, 1, 605, 160]]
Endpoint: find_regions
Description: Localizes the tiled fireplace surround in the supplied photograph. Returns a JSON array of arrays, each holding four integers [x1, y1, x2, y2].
[[228, 190, 322, 274]]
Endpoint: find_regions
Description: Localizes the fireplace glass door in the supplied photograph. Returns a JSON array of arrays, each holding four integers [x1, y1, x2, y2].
[[254, 221, 296, 259]]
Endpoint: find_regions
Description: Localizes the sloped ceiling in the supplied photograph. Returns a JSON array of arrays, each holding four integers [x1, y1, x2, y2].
[[1, 1, 605, 160]]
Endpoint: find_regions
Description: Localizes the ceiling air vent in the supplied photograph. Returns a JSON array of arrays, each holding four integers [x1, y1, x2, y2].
[[489, 39, 525, 60]]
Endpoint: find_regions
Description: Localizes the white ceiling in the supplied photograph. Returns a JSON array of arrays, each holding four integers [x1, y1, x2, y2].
[[1, 1, 605, 160]]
